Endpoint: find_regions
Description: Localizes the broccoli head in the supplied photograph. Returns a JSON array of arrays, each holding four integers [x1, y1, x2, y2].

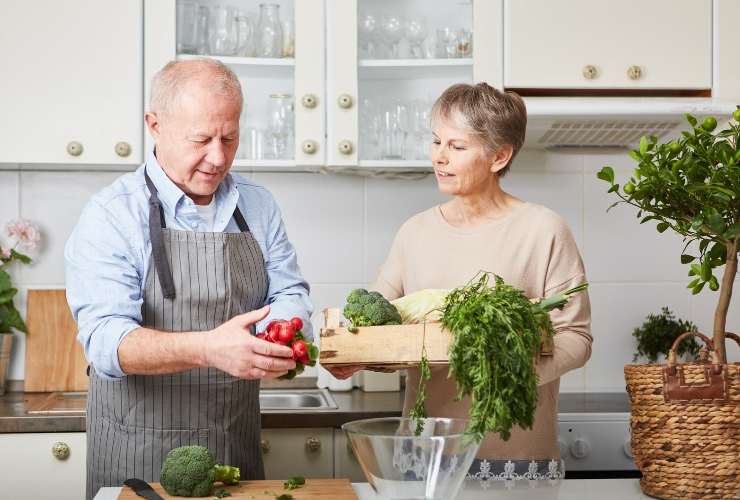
[[160, 445, 240, 497], [343, 288, 402, 331]]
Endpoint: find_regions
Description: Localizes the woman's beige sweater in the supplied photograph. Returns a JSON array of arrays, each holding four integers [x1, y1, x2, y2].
[[371, 202, 592, 460]]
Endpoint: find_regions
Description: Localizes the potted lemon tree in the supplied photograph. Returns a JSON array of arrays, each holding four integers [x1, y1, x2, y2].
[[597, 109, 739, 499]]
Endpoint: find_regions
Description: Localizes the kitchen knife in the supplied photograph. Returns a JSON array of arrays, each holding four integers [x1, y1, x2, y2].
[[123, 478, 164, 500]]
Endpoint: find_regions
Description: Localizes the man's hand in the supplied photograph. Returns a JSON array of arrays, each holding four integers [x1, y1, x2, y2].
[[205, 306, 296, 379]]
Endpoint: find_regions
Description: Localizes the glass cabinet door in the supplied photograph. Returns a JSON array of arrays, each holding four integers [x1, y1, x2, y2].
[[326, 0, 500, 169], [162, 0, 325, 168]]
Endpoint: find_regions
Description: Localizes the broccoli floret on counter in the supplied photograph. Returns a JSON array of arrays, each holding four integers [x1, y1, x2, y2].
[[160, 445, 240, 497], [343, 288, 402, 332]]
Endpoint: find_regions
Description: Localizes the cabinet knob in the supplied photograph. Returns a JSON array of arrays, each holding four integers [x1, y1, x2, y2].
[[337, 94, 354, 109], [338, 140, 354, 155], [623, 437, 633, 459], [52, 441, 70, 460], [66, 141, 83, 157], [261, 439, 270, 454], [302, 94, 318, 109], [306, 436, 321, 453], [302, 140, 319, 155], [569, 438, 591, 459], [115, 142, 132, 158], [627, 65, 642, 80], [582, 65, 599, 80]]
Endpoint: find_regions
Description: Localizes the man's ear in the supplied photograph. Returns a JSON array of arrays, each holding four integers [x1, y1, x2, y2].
[[489, 144, 514, 174], [144, 112, 162, 141]]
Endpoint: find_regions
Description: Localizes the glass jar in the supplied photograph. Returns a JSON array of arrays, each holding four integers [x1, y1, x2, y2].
[[256, 3, 283, 58], [266, 93, 294, 159]]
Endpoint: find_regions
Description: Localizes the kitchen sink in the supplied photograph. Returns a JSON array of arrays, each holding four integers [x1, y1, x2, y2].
[[259, 388, 338, 411], [25, 388, 337, 415]]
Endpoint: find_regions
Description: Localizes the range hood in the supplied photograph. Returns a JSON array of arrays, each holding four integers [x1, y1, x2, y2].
[[523, 98, 737, 149]]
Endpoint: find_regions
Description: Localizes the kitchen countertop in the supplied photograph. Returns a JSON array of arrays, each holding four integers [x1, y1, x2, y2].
[[0, 389, 406, 433], [95, 478, 651, 499], [0, 390, 629, 434]]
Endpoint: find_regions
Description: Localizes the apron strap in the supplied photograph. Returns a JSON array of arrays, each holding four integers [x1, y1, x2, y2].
[[144, 167, 251, 299], [233, 205, 251, 232], [144, 171, 177, 299]]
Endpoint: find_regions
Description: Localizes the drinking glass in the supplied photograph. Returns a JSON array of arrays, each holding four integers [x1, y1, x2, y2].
[[176, 1, 199, 54]]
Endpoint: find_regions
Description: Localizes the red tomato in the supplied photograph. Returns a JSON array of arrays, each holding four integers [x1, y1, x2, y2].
[[290, 317, 303, 332], [277, 322, 296, 344], [297, 354, 310, 365], [256, 332, 267, 341], [291, 340, 307, 360]]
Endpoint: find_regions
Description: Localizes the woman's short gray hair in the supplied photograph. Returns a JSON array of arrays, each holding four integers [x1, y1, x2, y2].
[[431, 82, 527, 176], [150, 58, 243, 116]]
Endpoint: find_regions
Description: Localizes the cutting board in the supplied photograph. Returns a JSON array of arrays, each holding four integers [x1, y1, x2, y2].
[[117, 479, 358, 499], [24, 289, 89, 392]]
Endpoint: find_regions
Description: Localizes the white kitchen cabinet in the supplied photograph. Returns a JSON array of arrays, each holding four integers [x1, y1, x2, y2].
[[326, 0, 501, 167], [504, 0, 711, 90], [0, 432, 86, 500], [261, 428, 334, 479], [0, 1, 143, 165], [333, 428, 367, 482], [146, 0, 326, 170]]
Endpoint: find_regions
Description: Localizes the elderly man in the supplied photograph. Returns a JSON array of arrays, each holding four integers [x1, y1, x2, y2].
[[65, 59, 312, 499]]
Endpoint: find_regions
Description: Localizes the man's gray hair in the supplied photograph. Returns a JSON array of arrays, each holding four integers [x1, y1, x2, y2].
[[149, 58, 243, 116]]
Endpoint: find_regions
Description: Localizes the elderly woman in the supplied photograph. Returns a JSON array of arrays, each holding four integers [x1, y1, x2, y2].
[[337, 82, 591, 480]]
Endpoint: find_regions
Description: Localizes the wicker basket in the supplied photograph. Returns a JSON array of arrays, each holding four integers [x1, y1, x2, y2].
[[624, 331, 740, 499]]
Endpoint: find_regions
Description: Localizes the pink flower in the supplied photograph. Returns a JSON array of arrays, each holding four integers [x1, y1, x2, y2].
[[0, 246, 10, 259], [5, 219, 41, 251]]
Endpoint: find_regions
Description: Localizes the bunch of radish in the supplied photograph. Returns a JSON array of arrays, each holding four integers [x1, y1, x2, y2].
[[257, 317, 318, 379]]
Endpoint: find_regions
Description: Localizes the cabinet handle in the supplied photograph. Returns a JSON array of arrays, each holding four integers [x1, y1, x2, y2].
[[627, 65, 642, 81], [302, 94, 318, 109], [302, 140, 319, 155], [337, 94, 354, 109], [582, 65, 599, 80], [115, 142, 132, 158], [66, 141, 83, 157], [261, 439, 270, 454], [338, 140, 354, 155], [305, 436, 321, 453], [52, 441, 71, 460]]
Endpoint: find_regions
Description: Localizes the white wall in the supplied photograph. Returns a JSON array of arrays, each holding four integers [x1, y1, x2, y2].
[[1, 148, 738, 391]]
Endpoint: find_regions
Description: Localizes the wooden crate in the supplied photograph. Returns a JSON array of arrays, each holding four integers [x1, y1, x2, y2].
[[319, 308, 553, 367]]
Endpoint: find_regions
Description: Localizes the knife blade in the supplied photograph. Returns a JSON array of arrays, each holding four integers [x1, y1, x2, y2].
[[123, 478, 165, 500]]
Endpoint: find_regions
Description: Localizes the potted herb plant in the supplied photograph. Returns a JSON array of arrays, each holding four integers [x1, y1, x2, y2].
[[631, 307, 700, 363], [597, 109, 740, 499], [0, 220, 41, 395]]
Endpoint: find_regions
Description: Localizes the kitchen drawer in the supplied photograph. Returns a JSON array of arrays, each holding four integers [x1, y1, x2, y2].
[[261, 428, 334, 479], [0, 432, 86, 500]]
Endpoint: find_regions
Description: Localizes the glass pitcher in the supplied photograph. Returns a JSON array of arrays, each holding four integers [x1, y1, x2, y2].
[[256, 3, 283, 58]]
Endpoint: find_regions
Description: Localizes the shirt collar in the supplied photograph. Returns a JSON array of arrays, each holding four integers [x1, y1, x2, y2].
[[144, 149, 239, 223]]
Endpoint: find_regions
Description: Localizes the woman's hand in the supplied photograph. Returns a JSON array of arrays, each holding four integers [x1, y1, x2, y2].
[[325, 365, 365, 380], [205, 305, 296, 379], [325, 365, 397, 379]]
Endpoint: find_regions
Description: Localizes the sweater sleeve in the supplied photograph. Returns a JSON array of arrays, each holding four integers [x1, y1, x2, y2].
[[535, 218, 592, 386]]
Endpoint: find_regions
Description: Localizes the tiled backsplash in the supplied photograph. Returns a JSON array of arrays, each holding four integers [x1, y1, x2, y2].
[[1, 149, 738, 391]]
